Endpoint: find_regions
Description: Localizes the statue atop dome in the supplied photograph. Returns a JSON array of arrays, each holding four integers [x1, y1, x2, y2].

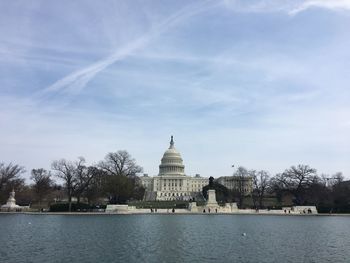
[[169, 135, 174, 149]]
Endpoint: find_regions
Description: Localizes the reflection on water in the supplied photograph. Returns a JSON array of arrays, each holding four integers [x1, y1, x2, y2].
[[0, 214, 350, 263]]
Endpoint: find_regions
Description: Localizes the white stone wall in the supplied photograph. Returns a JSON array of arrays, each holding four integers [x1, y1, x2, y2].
[[140, 175, 209, 201], [216, 176, 253, 195], [293, 206, 318, 214]]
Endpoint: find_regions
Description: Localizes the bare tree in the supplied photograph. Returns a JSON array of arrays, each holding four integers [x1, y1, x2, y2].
[[274, 164, 317, 205], [52, 158, 82, 212], [233, 166, 249, 208], [0, 162, 25, 189], [31, 168, 53, 210], [329, 172, 344, 188], [84, 167, 106, 205], [73, 165, 95, 204], [52, 157, 97, 211], [252, 170, 270, 209], [99, 151, 143, 204], [99, 150, 143, 177], [0, 162, 26, 203]]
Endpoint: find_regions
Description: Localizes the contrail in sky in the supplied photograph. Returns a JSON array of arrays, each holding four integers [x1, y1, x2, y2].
[[40, 0, 217, 97]]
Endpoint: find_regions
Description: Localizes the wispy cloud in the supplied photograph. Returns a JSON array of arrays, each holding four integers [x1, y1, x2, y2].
[[41, 38, 148, 95], [289, 0, 350, 15], [39, 0, 217, 97], [1, 0, 350, 178], [223, 0, 350, 15]]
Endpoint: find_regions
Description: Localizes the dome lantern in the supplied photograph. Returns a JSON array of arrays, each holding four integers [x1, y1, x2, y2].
[[169, 135, 174, 149]]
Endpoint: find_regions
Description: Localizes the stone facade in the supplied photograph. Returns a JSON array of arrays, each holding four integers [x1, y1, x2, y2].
[[216, 176, 253, 195], [206, 189, 218, 206], [140, 136, 208, 201]]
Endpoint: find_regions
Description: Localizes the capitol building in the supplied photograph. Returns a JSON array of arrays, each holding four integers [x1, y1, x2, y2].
[[140, 136, 208, 201]]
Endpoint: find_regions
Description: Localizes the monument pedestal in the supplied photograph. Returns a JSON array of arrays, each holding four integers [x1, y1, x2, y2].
[[206, 189, 218, 206], [189, 202, 198, 212]]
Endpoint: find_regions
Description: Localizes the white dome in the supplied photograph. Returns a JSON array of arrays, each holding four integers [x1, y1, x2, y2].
[[158, 136, 185, 176]]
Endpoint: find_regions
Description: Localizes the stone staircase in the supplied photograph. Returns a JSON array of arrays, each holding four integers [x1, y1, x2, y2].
[[190, 192, 205, 202], [143, 191, 205, 202]]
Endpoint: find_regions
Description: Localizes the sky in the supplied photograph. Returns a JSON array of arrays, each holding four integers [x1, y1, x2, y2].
[[0, 0, 350, 180]]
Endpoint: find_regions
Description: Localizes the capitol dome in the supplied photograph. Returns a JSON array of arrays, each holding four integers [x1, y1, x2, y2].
[[159, 136, 185, 176]]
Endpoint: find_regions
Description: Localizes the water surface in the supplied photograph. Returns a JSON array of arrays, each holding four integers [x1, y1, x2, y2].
[[0, 214, 349, 262]]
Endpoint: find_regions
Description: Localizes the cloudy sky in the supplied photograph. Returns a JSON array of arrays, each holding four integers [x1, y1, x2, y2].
[[1, 0, 350, 180]]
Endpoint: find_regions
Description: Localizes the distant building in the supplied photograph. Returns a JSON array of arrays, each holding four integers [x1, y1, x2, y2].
[[216, 176, 253, 195], [140, 136, 208, 201]]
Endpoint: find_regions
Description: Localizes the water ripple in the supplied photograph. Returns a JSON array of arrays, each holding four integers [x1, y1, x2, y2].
[[1, 214, 350, 262]]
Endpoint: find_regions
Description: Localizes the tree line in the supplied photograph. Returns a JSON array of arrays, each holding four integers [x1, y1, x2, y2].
[[205, 164, 349, 213], [1, 152, 349, 213], [0, 150, 145, 212]]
